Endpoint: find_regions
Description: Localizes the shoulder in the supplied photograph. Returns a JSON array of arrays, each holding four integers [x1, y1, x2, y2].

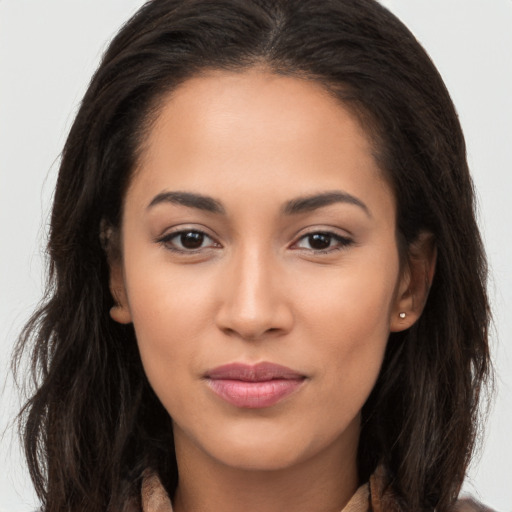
[[369, 466, 497, 512]]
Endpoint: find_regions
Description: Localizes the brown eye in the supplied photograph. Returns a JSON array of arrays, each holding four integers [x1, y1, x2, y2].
[[159, 229, 220, 252], [180, 231, 205, 249], [294, 231, 353, 252], [308, 233, 332, 250]]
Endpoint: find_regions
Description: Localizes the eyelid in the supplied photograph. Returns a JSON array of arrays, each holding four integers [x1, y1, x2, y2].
[[156, 225, 222, 253], [290, 227, 354, 253], [154, 224, 354, 255]]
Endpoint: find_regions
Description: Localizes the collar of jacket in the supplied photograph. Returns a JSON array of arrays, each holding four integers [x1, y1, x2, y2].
[[140, 466, 393, 512]]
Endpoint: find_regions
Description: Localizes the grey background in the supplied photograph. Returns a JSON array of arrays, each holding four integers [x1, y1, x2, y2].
[[1, 1, 511, 510]]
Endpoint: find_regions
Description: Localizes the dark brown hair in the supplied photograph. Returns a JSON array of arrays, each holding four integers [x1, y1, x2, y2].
[[14, 0, 491, 511]]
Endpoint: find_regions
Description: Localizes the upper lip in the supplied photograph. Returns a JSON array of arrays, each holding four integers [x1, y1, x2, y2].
[[205, 362, 305, 382]]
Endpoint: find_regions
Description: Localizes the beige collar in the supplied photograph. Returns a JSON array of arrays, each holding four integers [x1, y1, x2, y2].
[[141, 470, 377, 512], [141, 466, 493, 512]]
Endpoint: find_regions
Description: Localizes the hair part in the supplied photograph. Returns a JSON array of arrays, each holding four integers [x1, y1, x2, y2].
[[14, 1, 491, 511]]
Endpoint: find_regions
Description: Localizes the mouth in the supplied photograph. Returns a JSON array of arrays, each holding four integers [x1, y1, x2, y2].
[[204, 362, 306, 409]]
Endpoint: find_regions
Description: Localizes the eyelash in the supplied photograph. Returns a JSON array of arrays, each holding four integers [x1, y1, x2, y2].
[[157, 229, 354, 255], [157, 229, 220, 253], [292, 231, 354, 254]]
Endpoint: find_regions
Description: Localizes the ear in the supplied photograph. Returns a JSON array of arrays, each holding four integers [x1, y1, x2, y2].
[[109, 261, 133, 324], [101, 221, 132, 325], [390, 231, 437, 332]]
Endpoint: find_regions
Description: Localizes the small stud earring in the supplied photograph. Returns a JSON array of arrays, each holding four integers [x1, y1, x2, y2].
[[399, 312, 406, 319]]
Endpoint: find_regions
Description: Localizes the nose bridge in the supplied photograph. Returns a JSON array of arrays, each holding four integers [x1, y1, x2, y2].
[[216, 241, 291, 339], [235, 243, 272, 309]]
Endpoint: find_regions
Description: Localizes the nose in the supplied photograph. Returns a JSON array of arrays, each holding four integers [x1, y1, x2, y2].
[[214, 247, 294, 341]]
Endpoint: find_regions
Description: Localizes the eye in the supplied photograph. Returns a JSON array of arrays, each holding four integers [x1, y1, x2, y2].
[[294, 231, 353, 252], [158, 229, 220, 252]]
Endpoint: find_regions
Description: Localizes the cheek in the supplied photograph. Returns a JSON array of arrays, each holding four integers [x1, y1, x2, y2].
[[125, 246, 215, 333], [298, 251, 399, 390], [300, 251, 399, 336], [122, 259, 218, 401]]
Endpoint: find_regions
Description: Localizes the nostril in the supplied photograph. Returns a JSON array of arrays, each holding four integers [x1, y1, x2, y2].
[[219, 324, 285, 342], [214, 271, 294, 340]]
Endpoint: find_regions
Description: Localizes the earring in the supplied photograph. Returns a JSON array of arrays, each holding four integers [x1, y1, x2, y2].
[[399, 312, 406, 319]]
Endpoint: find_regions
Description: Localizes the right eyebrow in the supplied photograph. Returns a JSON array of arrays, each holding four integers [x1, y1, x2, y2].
[[146, 191, 225, 214], [282, 191, 371, 218]]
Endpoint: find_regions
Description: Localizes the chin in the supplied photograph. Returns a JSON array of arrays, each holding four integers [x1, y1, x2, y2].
[[199, 418, 348, 473], [210, 439, 309, 472]]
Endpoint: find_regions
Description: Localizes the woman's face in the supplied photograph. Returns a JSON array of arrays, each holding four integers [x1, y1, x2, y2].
[[111, 69, 415, 472]]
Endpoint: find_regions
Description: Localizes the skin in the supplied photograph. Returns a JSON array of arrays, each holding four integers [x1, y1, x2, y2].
[[110, 68, 434, 512]]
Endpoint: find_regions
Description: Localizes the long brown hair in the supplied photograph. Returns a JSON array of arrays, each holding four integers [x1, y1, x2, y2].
[[14, 1, 491, 510]]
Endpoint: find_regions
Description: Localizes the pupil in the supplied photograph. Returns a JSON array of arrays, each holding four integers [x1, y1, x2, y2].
[[309, 233, 331, 250], [181, 231, 204, 249]]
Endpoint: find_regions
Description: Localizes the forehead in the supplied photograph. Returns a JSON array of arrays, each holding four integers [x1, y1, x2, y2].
[[129, 68, 394, 220], [141, 68, 375, 164]]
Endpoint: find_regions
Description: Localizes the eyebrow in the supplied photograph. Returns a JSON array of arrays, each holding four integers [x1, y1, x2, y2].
[[146, 190, 370, 217], [147, 191, 225, 214], [282, 191, 371, 217]]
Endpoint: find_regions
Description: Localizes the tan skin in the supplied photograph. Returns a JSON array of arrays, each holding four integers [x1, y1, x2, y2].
[[109, 68, 435, 512]]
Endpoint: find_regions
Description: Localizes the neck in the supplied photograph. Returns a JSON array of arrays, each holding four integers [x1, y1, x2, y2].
[[172, 422, 360, 512]]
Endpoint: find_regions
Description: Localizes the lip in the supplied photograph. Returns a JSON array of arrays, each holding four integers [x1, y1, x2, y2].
[[204, 362, 306, 409]]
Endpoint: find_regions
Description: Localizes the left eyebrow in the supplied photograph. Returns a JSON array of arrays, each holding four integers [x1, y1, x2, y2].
[[282, 191, 371, 218], [146, 191, 225, 214]]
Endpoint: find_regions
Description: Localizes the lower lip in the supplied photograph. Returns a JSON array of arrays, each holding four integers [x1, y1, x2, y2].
[[206, 378, 305, 408]]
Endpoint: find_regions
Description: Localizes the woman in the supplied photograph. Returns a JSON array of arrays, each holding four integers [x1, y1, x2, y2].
[[13, 0, 492, 511]]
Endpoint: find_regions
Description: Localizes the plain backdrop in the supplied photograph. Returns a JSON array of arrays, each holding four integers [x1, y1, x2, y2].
[[1, 1, 511, 511]]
